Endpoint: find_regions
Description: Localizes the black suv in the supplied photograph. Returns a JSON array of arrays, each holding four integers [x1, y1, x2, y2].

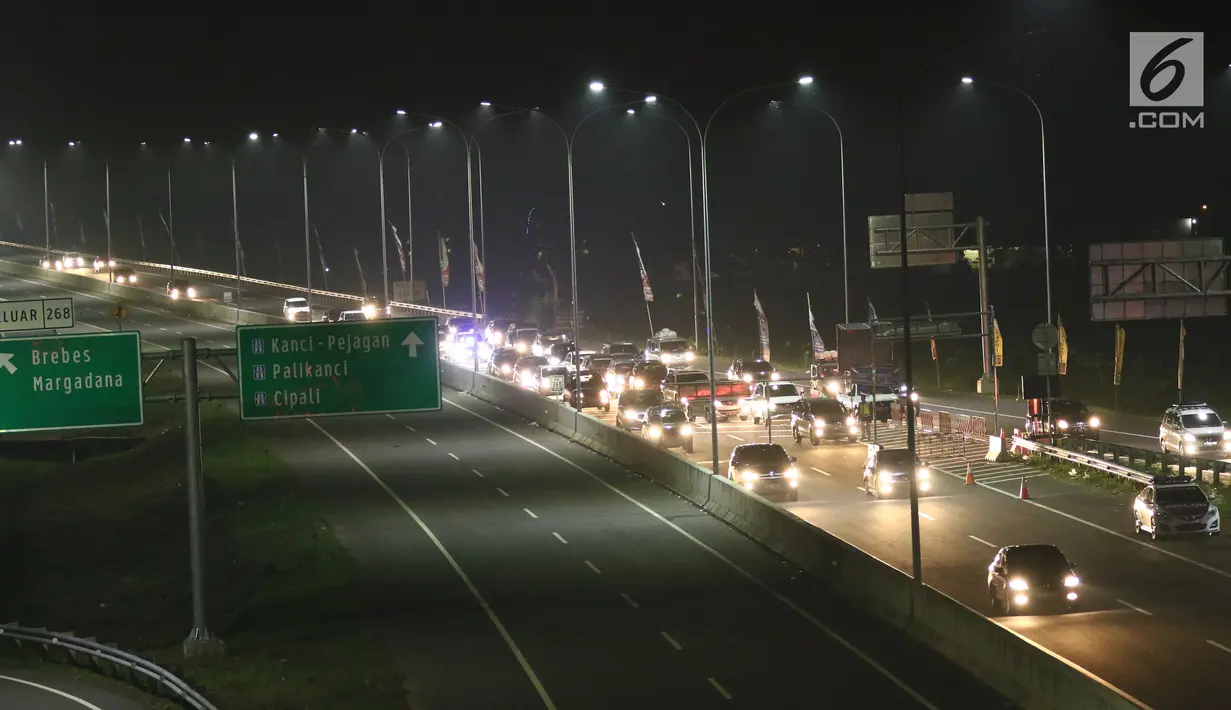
[[791, 398, 859, 445]]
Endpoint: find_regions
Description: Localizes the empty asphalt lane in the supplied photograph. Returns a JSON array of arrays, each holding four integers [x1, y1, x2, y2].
[[274, 391, 1010, 708]]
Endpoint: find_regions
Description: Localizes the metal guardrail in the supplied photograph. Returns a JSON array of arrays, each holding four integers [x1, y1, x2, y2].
[[1057, 435, 1231, 483], [0, 239, 474, 319], [1011, 435, 1153, 484], [0, 624, 216, 709]]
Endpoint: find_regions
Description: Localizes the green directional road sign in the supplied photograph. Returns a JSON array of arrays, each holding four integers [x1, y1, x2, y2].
[[236, 317, 441, 420], [0, 330, 144, 433]]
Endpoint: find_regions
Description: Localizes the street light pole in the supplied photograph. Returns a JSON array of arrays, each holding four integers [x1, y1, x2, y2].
[[405, 149, 413, 294], [43, 159, 50, 256], [231, 157, 241, 307], [378, 154, 388, 303], [963, 78, 1051, 324], [105, 159, 112, 282], [475, 140, 487, 313], [302, 155, 312, 312]]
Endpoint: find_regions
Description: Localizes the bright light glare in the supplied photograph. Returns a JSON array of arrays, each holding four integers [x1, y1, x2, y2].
[[396, 109, 407, 115], [479, 101, 492, 107], [272, 133, 279, 138], [797, 75, 814, 85], [644, 95, 658, 104], [429, 121, 443, 128], [626, 108, 635, 115], [68, 141, 76, 147], [589, 81, 605, 92], [350, 128, 358, 134], [183, 137, 191, 143], [248, 132, 259, 141], [961, 76, 974, 84]]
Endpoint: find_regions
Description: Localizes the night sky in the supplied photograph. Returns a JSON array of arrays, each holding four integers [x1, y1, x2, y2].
[[1, 4, 1226, 387]]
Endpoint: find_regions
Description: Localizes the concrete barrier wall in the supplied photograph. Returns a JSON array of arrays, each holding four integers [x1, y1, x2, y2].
[[0, 259, 282, 326], [442, 362, 1142, 710]]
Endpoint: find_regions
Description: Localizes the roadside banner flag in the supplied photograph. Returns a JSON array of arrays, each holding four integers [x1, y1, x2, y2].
[[754, 290, 771, 362], [439, 235, 450, 288], [632, 232, 654, 302], [1057, 314, 1069, 375], [807, 293, 824, 359]]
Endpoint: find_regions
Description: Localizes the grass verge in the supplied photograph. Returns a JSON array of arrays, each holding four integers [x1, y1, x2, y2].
[[0, 401, 404, 710]]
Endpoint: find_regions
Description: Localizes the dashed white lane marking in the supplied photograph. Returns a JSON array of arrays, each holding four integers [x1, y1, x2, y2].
[[496, 488, 510, 497], [811, 466, 832, 476], [405, 425, 416, 432], [727, 434, 745, 442], [552, 532, 568, 544], [448, 452, 460, 460], [620, 592, 640, 609], [919, 512, 936, 521], [385, 414, 396, 420], [707, 677, 733, 700], [660, 631, 683, 650], [524, 508, 538, 519], [968, 535, 997, 548], [1117, 599, 1152, 616], [1207, 639, 1231, 655], [0, 675, 106, 710], [473, 469, 484, 477], [584, 560, 602, 574], [426, 438, 437, 446], [303, 419, 557, 709]]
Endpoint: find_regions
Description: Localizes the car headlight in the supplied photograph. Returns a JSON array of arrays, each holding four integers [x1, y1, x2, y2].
[[1183, 432, 1196, 443], [1064, 575, 1080, 588], [815, 421, 825, 431], [1008, 578, 1029, 591], [625, 409, 639, 420], [686, 352, 695, 361], [680, 425, 693, 436], [647, 426, 661, 438], [770, 372, 780, 380], [784, 467, 799, 479], [170, 289, 180, 298], [54, 260, 64, 270], [634, 378, 644, 388], [877, 470, 892, 481], [1223, 431, 1231, 441], [1089, 416, 1100, 428], [186, 287, 197, 298], [128, 275, 137, 283], [77, 257, 84, 266], [741, 470, 760, 482], [1057, 419, 1069, 430], [846, 416, 857, 426], [600, 390, 610, 402], [917, 468, 930, 480], [499, 364, 511, 374], [826, 381, 840, 394], [108, 259, 116, 267], [548, 357, 560, 366], [516, 343, 527, 353], [743, 373, 752, 383], [361, 304, 377, 319], [909, 391, 919, 402]]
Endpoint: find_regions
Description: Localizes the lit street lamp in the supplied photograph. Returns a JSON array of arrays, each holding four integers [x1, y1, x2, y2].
[[961, 76, 1052, 324]]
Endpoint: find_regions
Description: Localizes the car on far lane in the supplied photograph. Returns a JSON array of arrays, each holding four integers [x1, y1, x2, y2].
[[860, 447, 931, 499], [630, 361, 668, 391], [790, 398, 859, 445], [514, 356, 549, 389], [336, 309, 366, 322], [59, 252, 86, 270], [640, 405, 695, 453], [283, 297, 310, 321], [727, 443, 800, 502], [113, 267, 138, 285], [604, 360, 637, 395], [489, 347, 520, 380], [167, 278, 198, 299], [615, 389, 664, 431], [744, 381, 803, 424], [562, 371, 611, 412], [987, 543, 1081, 615], [1159, 402, 1231, 455], [93, 256, 116, 272], [728, 358, 779, 383]]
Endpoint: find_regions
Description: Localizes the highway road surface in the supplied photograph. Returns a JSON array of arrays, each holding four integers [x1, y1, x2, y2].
[[259, 391, 1010, 709], [0, 668, 148, 709]]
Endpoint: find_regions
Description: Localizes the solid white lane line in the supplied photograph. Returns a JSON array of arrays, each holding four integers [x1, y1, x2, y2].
[[707, 677, 733, 700], [0, 675, 105, 710], [620, 592, 640, 609], [919, 512, 936, 521], [1116, 599, 1152, 616], [426, 438, 437, 446], [444, 396, 940, 710], [472, 469, 484, 477], [1207, 639, 1231, 655], [584, 560, 602, 574], [448, 452, 460, 460], [405, 425, 416, 432], [385, 413, 396, 420], [496, 488, 510, 497], [304, 419, 557, 709], [968, 535, 997, 548], [524, 508, 538, 519], [552, 532, 568, 544], [727, 434, 745, 442], [660, 631, 683, 650], [810, 466, 832, 476]]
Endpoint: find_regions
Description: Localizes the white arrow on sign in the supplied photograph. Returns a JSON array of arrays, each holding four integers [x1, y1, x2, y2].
[[401, 332, 424, 358], [0, 353, 16, 375]]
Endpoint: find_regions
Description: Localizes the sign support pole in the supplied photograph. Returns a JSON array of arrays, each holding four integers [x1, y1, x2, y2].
[[181, 337, 222, 657]]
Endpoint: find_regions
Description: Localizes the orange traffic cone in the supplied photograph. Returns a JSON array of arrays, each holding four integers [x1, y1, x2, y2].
[[965, 462, 975, 486], [1019, 476, 1031, 500]]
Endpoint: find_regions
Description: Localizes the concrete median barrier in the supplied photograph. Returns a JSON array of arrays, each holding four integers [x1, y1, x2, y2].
[[0, 258, 282, 326], [442, 361, 1143, 710]]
